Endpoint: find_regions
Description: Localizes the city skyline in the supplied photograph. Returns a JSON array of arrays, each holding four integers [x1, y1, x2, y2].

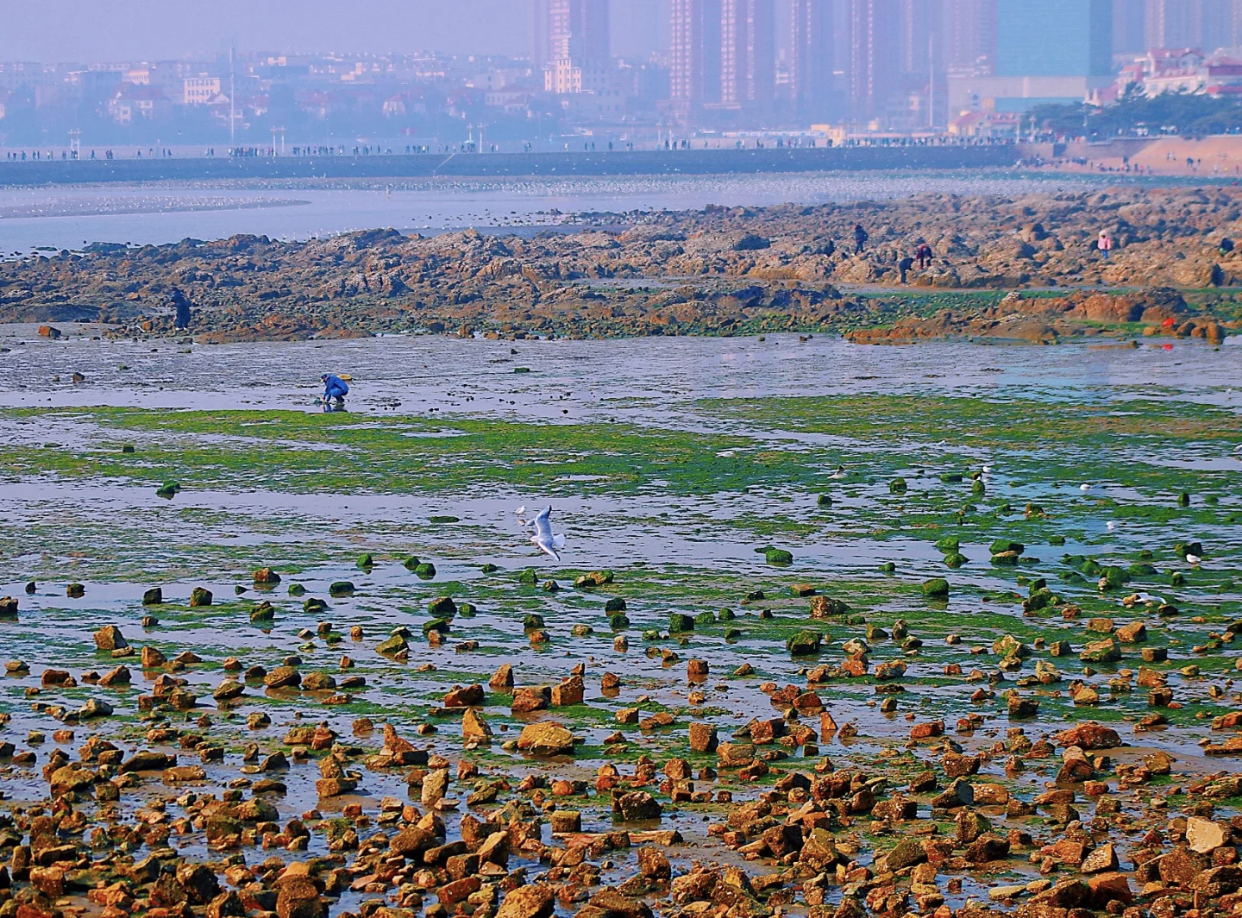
[[8, 0, 1242, 148]]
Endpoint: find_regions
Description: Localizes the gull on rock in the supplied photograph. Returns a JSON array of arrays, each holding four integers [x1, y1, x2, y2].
[[1185, 553, 1202, 565]]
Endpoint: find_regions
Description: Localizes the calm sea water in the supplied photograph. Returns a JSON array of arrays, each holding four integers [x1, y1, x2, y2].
[[0, 169, 1147, 255]]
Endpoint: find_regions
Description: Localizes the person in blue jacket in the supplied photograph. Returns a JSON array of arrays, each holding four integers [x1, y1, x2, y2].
[[321, 373, 349, 408]]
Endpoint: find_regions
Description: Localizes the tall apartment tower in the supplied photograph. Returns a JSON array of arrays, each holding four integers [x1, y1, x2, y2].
[[532, 0, 611, 70], [721, 0, 775, 106], [899, 0, 942, 76], [790, 0, 834, 119], [1145, 0, 1202, 49], [1113, 0, 1146, 56], [848, 0, 899, 123], [946, 0, 996, 74], [671, 0, 723, 109]]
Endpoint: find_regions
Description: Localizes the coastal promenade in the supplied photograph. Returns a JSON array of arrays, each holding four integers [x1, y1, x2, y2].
[[0, 144, 1023, 186]]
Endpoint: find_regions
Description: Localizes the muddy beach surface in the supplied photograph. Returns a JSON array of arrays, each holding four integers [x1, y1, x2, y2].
[[0, 330, 1240, 918]]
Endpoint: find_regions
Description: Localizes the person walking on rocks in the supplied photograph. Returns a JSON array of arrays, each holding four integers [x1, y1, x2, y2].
[[898, 254, 914, 284], [1097, 230, 1113, 261], [321, 373, 349, 410], [170, 287, 192, 329], [916, 243, 933, 269], [853, 223, 869, 254]]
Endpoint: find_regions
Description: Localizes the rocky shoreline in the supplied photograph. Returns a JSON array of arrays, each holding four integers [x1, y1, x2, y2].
[[3, 186, 1242, 345]]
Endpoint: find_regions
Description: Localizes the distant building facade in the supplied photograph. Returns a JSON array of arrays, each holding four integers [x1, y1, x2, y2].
[[720, 0, 775, 106], [670, 0, 723, 112], [950, 0, 1115, 115], [790, 0, 834, 120], [848, 0, 900, 124]]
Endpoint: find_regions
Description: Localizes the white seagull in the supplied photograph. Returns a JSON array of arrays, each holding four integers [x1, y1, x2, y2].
[[1080, 484, 1093, 492], [829, 465, 847, 479], [529, 507, 566, 561], [1185, 553, 1202, 565]]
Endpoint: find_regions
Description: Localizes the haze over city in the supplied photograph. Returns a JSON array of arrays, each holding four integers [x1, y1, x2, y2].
[[3, 0, 1242, 153]]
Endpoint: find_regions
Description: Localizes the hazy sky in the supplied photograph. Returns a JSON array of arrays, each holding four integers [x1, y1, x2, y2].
[[0, 0, 670, 62]]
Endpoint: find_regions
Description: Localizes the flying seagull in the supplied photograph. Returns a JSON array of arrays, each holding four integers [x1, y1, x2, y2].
[[529, 507, 566, 561]]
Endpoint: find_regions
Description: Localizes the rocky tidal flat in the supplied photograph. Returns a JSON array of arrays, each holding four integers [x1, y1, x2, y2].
[[0, 334, 1239, 918], [4, 186, 1242, 346]]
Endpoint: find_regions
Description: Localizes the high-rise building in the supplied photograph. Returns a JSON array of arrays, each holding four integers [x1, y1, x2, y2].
[[950, 0, 1114, 116], [1145, 0, 1202, 49], [1200, 0, 1240, 50], [995, 0, 1113, 77], [532, 0, 610, 71], [946, 0, 995, 74], [899, 0, 942, 76], [790, 0, 835, 119], [848, 0, 899, 123], [1113, 0, 1146, 56], [671, 0, 723, 109], [721, 0, 775, 105], [536, 0, 613, 96]]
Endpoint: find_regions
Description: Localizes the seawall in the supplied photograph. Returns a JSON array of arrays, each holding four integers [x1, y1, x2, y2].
[[0, 145, 1023, 187]]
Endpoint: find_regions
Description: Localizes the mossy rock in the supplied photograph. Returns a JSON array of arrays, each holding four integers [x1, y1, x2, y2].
[[934, 537, 961, 552], [990, 540, 1024, 556], [422, 619, 450, 636], [817, 494, 833, 507], [943, 552, 969, 569], [287, 583, 306, 597], [1177, 492, 1190, 507], [376, 635, 408, 656], [523, 613, 546, 630], [403, 556, 421, 571], [879, 562, 896, 573], [457, 603, 477, 619], [357, 553, 374, 570], [142, 588, 163, 606], [719, 608, 736, 622], [991, 551, 1021, 566], [303, 597, 329, 614], [329, 582, 355, 598], [250, 603, 275, 623], [922, 578, 950, 599], [156, 481, 181, 499], [889, 478, 908, 494], [609, 614, 630, 631], [1128, 562, 1157, 577], [189, 587, 212, 607], [1170, 572, 1186, 586], [518, 569, 538, 585], [764, 548, 794, 566], [1048, 535, 1066, 546], [1098, 567, 1130, 590], [480, 563, 499, 574], [1023, 589, 1054, 612], [694, 610, 716, 626], [642, 629, 661, 641], [972, 479, 986, 496], [669, 613, 695, 633], [428, 597, 458, 619], [940, 473, 963, 483], [604, 597, 627, 613], [571, 624, 593, 637], [787, 630, 823, 656], [429, 515, 459, 524], [414, 563, 437, 580]]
